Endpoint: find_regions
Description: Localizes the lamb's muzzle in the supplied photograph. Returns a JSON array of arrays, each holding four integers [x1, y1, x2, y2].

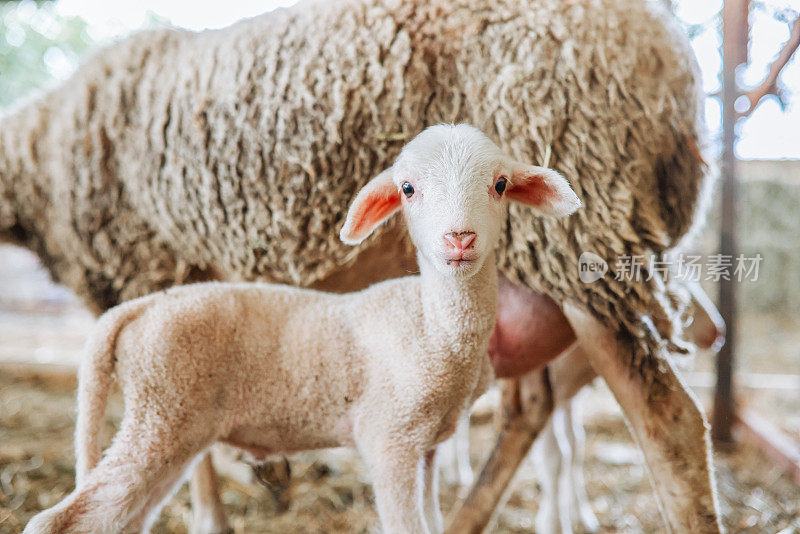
[[23, 124, 580, 534], [443, 231, 477, 265]]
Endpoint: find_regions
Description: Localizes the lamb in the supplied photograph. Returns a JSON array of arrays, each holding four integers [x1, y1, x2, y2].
[[23, 124, 581, 534], [2, 0, 723, 530]]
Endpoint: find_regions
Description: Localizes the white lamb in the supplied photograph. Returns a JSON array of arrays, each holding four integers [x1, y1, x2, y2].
[[23, 124, 580, 534]]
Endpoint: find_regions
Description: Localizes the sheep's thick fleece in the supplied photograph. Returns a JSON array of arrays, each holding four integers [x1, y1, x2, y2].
[[0, 0, 709, 375]]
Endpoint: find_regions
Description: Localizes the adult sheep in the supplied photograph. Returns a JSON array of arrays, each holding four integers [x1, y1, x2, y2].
[[0, 0, 719, 532]]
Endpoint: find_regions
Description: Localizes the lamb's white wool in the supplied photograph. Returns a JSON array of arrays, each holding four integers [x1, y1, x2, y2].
[[24, 124, 580, 534]]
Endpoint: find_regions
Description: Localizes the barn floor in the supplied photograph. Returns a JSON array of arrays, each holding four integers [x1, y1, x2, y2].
[[1, 372, 799, 533], [1, 245, 799, 533]]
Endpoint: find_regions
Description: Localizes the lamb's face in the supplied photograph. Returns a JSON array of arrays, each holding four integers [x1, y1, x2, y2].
[[340, 124, 581, 279], [392, 124, 509, 278]]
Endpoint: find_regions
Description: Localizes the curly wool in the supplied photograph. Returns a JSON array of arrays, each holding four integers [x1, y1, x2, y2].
[[0, 0, 710, 374]]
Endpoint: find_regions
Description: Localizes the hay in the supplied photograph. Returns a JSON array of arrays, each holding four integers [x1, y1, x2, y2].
[[2, 372, 797, 534]]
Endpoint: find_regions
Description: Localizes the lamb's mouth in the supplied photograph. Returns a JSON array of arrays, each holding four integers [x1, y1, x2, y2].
[[445, 258, 475, 267]]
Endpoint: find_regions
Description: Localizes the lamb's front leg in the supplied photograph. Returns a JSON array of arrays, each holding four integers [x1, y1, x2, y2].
[[359, 438, 429, 534], [438, 412, 474, 489], [423, 448, 444, 534]]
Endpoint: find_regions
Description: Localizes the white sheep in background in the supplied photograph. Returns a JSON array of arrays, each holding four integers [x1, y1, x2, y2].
[[23, 124, 580, 534], [1, 0, 722, 530]]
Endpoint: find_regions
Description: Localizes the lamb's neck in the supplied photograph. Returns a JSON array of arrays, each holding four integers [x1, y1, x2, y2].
[[416, 252, 498, 346]]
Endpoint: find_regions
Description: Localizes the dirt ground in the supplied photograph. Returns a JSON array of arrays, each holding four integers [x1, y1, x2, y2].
[[1, 245, 799, 533], [1, 372, 799, 533]]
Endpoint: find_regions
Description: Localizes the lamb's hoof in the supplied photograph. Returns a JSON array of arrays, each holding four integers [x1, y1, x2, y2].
[[576, 505, 600, 533], [191, 506, 232, 534], [190, 517, 233, 534], [534, 505, 559, 534], [253, 457, 292, 512], [252, 456, 291, 490]]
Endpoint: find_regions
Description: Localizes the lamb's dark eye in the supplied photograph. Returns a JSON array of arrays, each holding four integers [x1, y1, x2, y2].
[[402, 181, 415, 198], [494, 177, 507, 196]]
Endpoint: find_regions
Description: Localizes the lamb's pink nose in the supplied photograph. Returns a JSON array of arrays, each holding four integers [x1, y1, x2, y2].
[[443, 231, 476, 252]]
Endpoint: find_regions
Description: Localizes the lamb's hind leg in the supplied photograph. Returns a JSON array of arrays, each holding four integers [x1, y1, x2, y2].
[[24, 423, 210, 534], [127, 463, 199, 533], [563, 303, 722, 533], [189, 453, 231, 534]]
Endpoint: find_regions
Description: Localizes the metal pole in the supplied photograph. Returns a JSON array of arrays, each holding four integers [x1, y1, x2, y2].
[[712, 0, 745, 445]]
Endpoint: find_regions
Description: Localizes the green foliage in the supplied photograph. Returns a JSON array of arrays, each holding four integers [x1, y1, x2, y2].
[[0, 0, 95, 108]]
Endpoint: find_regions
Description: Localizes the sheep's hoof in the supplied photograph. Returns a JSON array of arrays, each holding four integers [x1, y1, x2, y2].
[[189, 518, 233, 534], [252, 456, 291, 489], [252, 457, 292, 512]]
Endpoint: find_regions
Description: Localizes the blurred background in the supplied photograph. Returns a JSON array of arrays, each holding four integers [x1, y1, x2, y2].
[[0, 0, 798, 532]]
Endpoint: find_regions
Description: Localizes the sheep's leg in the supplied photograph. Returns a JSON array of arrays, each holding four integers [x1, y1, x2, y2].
[[563, 303, 722, 533], [127, 466, 195, 533], [550, 399, 594, 534], [685, 280, 726, 352], [445, 370, 553, 534], [25, 423, 207, 534], [25, 469, 182, 534], [530, 404, 586, 534], [561, 395, 599, 533], [423, 448, 444, 534], [189, 453, 231, 534], [534, 354, 599, 534], [452, 413, 474, 488], [544, 344, 599, 534], [437, 430, 459, 487], [359, 440, 429, 534], [531, 416, 562, 534], [438, 412, 474, 489]]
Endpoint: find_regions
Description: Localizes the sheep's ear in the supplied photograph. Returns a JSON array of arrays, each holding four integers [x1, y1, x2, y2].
[[506, 163, 581, 218], [340, 168, 401, 245]]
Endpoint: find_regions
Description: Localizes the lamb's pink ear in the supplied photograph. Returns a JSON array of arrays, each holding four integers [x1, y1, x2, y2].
[[340, 169, 401, 245], [506, 163, 581, 217]]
